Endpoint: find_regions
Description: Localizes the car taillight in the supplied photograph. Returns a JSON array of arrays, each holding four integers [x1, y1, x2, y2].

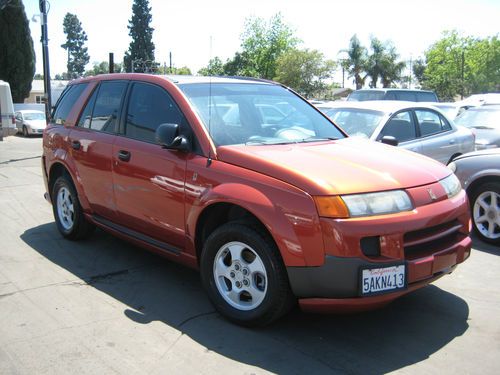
[[11, 115, 15, 125]]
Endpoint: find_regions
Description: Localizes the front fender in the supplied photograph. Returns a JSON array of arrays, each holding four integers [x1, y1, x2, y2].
[[184, 159, 326, 267]]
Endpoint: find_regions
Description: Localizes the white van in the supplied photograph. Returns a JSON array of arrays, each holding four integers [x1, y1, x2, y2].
[[0, 80, 17, 139]]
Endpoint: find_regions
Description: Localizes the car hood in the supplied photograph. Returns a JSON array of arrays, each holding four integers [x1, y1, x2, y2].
[[25, 120, 46, 129], [216, 138, 450, 195]]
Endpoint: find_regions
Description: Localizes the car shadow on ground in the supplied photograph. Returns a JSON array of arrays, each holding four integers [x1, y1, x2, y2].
[[471, 233, 499, 256], [21, 223, 470, 374]]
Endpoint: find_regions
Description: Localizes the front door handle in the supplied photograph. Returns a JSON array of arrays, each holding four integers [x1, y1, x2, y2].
[[118, 150, 131, 162], [71, 140, 81, 150]]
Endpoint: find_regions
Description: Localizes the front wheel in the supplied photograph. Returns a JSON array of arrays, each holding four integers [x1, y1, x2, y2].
[[52, 175, 95, 240], [200, 223, 294, 326], [22, 125, 29, 137], [470, 182, 500, 246]]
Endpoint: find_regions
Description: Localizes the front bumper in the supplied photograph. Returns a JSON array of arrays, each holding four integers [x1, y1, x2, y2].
[[287, 226, 471, 312]]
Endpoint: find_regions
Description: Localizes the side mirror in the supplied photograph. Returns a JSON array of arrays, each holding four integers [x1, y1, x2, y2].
[[155, 123, 190, 152], [381, 135, 399, 146]]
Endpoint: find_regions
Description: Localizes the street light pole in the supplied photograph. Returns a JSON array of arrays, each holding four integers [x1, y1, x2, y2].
[[38, 0, 51, 120]]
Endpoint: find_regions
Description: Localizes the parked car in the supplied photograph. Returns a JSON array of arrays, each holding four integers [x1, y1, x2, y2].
[[42, 74, 471, 326], [317, 101, 474, 164], [449, 149, 500, 245], [15, 110, 46, 136], [454, 105, 500, 150], [347, 89, 438, 102], [425, 102, 466, 119]]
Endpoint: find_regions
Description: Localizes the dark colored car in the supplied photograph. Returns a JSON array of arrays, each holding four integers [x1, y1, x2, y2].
[[348, 89, 438, 102], [42, 74, 471, 326], [449, 149, 500, 245]]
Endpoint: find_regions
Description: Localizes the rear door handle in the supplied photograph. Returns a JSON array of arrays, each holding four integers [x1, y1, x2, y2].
[[71, 140, 81, 150], [118, 150, 131, 162]]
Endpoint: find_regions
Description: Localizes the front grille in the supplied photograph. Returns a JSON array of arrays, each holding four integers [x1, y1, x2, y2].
[[403, 220, 465, 259]]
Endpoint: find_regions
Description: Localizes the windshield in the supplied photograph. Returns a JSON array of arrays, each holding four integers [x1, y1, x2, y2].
[[324, 108, 384, 138], [24, 112, 45, 121], [347, 91, 385, 101], [178, 82, 344, 146], [455, 108, 500, 129]]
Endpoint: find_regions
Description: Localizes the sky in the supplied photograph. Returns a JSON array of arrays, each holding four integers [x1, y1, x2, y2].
[[25, 0, 500, 85]]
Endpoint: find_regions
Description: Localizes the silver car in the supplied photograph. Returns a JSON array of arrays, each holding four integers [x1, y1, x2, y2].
[[454, 105, 500, 150], [15, 110, 46, 136], [317, 101, 475, 164], [449, 149, 500, 246]]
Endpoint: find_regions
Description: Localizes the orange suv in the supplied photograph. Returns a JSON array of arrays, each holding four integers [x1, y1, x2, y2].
[[42, 74, 471, 326]]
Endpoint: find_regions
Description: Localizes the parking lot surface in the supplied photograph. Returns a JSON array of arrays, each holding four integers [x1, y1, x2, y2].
[[1, 136, 499, 374]]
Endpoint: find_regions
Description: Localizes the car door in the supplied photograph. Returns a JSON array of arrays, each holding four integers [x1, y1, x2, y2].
[[414, 108, 457, 164], [68, 80, 128, 221], [377, 110, 423, 154], [112, 81, 189, 251]]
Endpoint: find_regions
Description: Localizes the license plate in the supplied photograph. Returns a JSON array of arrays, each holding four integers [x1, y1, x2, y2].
[[361, 265, 406, 296]]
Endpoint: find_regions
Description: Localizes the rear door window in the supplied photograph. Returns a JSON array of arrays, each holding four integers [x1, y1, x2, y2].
[[415, 109, 451, 137], [89, 81, 127, 133], [52, 83, 88, 125]]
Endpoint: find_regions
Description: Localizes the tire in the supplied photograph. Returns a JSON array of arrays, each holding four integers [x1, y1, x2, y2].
[[22, 125, 29, 137], [52, 175, 95, 240], [200, 222, 294, 327], [470, 182, 500, 246]]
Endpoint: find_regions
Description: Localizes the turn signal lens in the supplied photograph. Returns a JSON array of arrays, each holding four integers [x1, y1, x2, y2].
[[314, 196, 349, 218]]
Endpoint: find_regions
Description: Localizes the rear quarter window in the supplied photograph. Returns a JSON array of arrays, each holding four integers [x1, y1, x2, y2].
[[52, 83, 88, 125]]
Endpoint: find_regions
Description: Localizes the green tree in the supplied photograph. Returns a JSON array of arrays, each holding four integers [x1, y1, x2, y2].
[[239, 13, 299, 79], [61, 13, 90, 78], [197, 57, 224, 76], [84, 61, 122, 76], [275, 49, 336, 98], [124, 0, 155, 73], [0, 0, 35, 102], [412, 57, 426, 86], [222, 52, 250, 76], [342, 35, 368, 89], [422, 31, 500, 100]]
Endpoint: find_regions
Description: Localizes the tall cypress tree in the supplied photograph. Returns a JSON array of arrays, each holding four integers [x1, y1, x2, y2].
[[0, 0, 35, 102], [61, 13, 90, 78], [124, 0, 155, 73]]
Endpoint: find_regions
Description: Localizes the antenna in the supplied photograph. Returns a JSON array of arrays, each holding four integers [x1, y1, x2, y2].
[[207, 36, 213, 167]]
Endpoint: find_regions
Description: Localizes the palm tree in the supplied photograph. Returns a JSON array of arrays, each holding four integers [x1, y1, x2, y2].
[[343, 35, 368, 89]]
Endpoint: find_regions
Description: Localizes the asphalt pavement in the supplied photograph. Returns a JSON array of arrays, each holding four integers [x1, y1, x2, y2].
[[0, 136, 499, 374]]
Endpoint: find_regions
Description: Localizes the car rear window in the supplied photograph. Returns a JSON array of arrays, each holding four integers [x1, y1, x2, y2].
[[347, 91, 385, 101], [52, 83, 88, 125]]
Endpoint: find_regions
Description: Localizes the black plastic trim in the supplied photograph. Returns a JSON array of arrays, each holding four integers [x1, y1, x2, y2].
[[286, 256, 406, 299], [92, 215, 181, 255]]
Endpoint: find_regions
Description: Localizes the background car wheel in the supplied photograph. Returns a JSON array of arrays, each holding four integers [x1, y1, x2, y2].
[[200, 222, 294, 326], [22, 125, 29, 137], [52, 175, 95, 240], [470, 182, 500, 246]]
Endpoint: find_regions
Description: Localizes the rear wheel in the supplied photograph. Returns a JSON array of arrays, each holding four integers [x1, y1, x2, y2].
[[470, 182, 500, 246], [200, 223, 294, 326], [52, 175, 95, 240]]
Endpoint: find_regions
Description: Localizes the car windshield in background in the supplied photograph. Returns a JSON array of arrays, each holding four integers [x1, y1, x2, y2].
[[455, 108, 500, 129], [179, 83, 345, 146], [325, 108, 384, 138], [24, 112, 45, 120], [348, 91, 385, 101]]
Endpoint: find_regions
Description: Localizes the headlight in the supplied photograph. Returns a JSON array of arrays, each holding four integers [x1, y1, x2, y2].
[[314, 190, 413, 218], [439, 174, 461, 198]]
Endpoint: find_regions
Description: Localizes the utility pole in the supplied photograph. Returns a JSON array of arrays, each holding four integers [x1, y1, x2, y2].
[[39, 0, 51, 119], [169, 52, 172, 73]]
